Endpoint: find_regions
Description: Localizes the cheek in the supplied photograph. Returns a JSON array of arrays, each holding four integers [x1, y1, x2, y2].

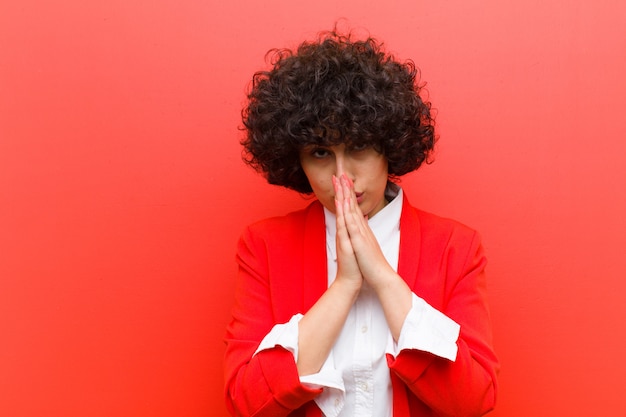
[[316, 179, 335, 202], [370, 160, 388, 181], [307, 174, 332, 197], [309, 180, 335, 212]]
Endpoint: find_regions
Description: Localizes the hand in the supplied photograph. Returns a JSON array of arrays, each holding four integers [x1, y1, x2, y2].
[[334, 174, 395, 291], [333, 175, 363, 291], [333, 173, 412, 341]]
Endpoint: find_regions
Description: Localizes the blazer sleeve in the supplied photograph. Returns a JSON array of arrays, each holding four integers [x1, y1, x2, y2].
[[224, 225, 322, 417], [387, 229, 499, 417]]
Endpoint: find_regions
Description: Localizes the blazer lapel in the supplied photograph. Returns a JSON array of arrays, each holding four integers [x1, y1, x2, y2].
[[302, 201, 328, 313], [398, 193, 421, 290]]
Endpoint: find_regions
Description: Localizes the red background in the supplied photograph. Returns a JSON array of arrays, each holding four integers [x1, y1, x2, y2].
[[1, 0, 625, 415]]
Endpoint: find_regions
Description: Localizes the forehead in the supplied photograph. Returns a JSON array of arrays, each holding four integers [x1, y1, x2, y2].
[[299, 128, 372, 148]]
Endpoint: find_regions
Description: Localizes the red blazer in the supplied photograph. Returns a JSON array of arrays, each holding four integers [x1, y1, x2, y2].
[[224, 194, 499, 417]]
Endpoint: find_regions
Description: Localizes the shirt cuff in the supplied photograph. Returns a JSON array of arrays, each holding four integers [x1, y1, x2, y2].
[[253, 313, 303, 359], [386, 293, 461, 361], [253, 314, 346, 417], [300, 353, 345, 417]]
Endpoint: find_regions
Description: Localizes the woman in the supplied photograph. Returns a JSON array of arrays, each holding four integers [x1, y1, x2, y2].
[[224, 29, 499, 417]]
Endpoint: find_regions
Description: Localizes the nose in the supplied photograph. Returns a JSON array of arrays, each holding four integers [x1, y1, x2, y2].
[[335, 153, 345, 176], [334, 148, 353, 182]]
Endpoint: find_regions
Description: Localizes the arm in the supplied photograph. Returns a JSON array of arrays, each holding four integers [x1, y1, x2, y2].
[[296, 174, 363, 375], [335, 173, 412, 340], [337, 175, 498, 416], [224, 226, 322, 417], [224, 196, 364, 416], [388, 231, 499, 417], [296, 279, 360, 375]]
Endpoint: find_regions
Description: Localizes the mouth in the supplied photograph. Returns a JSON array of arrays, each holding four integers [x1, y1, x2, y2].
[[355, 192, 364, 204]]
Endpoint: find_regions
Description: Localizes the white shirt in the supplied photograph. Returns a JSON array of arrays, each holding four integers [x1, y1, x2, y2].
[[255, 187, 460, 417]]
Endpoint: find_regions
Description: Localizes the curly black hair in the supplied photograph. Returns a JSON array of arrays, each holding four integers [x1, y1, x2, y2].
[[241, 29, 436, 194]]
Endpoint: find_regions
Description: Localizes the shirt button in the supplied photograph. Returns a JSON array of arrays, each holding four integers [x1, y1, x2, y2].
[[334, 398, 341, 408], [361, 325, 368, 333], [362, 382, 369, 391]]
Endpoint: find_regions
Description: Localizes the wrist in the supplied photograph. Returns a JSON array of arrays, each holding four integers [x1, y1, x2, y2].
[[330, 276, 362, 300], [368, 268, 402, 294]]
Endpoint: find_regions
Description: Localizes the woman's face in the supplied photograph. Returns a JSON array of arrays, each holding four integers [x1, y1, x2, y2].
[[299, 143, 389, 218]]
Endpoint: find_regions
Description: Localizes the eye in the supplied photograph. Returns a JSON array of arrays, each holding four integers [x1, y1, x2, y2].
[[350, 143, 369, 153], [310, 147, 331, 159]]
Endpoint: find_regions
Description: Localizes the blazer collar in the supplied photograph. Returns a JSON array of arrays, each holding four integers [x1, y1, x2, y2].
[[397, 193, 421, 290], [302, 201, 328, 313]]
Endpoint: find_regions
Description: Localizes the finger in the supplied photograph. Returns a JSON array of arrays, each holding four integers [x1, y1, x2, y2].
[[340, 174, 356, 211], [334, 175, 346, 226], [342, 174, 365, 218], [334, 175, 355, 254], [339, 175, 356, 230], [333, 174, 343, 204], [335, 176, 352, 239], [341, 174, 367, 236]]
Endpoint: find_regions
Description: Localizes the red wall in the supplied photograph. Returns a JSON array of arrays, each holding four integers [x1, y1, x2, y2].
[[1, 1, 625, 415]]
